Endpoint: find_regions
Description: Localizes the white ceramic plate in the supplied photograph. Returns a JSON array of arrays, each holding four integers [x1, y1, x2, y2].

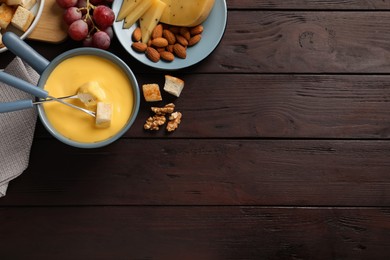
[[112, 0, 227, 70], [0, 0, 45, 53]]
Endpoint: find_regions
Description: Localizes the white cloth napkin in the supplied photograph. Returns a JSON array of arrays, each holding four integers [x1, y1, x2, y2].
[[0, 57, 39, 197]]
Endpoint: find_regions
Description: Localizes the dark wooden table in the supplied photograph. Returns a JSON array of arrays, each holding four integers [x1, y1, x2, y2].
[[2, 1, 390, 259]]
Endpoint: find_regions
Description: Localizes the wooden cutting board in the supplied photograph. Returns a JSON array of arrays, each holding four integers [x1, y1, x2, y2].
[[28, 0, 68, 43]]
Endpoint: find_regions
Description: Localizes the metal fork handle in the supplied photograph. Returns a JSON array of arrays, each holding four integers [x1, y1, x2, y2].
[[46, 96, 96, 117]]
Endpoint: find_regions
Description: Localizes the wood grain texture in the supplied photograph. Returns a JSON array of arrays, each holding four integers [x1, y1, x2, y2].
[[227, 0, 390, 9], [28, 0, 68, 43], [6, 11, 390, 74], [204, 11, 390, 73], [1, 206, 390, 259], [28, 74, 390, 139], [2, 4, 390, 259], [1, 139, 390, 206]]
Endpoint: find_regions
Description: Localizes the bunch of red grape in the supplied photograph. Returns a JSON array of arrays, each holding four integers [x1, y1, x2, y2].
[[56, 0, 115, 49]]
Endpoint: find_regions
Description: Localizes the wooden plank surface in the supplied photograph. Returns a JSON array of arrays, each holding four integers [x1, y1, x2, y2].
[[1, 207, 390, 259], [5, 11, 390, 74], [227, 0, 390, 9], [26, 73, 390, 139], [28, 0, 68, 43], [2, 2, 390, 259], [1, 139, 389, 206]]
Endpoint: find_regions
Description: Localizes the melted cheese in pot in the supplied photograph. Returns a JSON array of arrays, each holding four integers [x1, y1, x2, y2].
[[43, 55, 134, 143]]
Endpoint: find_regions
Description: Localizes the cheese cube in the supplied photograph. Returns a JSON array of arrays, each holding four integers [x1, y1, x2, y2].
[[95, 102, 113, 128], [11, 5, 34, 32], [142, 83, 162, 102], [139, 0, 166, 44], [0, 3, 14, 29], [163, 75, 184, 97]]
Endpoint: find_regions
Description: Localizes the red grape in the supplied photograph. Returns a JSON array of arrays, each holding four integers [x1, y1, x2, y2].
[[76, 0, 87, 8], [104, 26, 113, 39], [82, 14, 94, 30], [68, 20, 88, 41], [90, 0, 105, 5], [56, 0, 77, 8], [92, 31, 110, 50], [93, 5, 115, 30], [83, 35, 93, 47], [56, 0, 115, 49], [63, 7, 82, 25]]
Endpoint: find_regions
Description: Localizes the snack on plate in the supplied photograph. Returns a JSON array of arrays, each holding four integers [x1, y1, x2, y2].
[[11, 5, 34, 32], [163, 75, 184, 97], [159, 0, 215, 27], [0, 3, 14, 29], [142, 83, 163, 102]]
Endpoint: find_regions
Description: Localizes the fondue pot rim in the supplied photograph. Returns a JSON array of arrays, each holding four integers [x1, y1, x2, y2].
[[2, 32, 140, 148], [37, 48, 141, 148]]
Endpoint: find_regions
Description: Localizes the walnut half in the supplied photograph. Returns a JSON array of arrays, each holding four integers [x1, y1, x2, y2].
[[144, 115, 167, 131], [166, 112, 182, 132]]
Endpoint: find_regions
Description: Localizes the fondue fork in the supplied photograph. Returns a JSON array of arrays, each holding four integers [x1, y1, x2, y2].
[[0, 71, 96, 117], [34, 96, 96, 117]]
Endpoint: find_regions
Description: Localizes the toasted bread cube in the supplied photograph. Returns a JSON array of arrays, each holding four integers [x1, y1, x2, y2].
[[163, 75, 184, 97], [142, 83, 163, 102], [95, 102, 112, 128], [6, 0, 36, 9], [11, 5, 34, 32], [0, 3, 14, 29]]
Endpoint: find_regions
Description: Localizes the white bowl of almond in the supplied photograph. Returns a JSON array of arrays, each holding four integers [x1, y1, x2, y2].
[[0, 0, 44, 53], [112, 0, 227, 70]]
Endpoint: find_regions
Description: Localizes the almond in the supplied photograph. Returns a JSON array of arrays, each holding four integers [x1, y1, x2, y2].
[[173, 43, 187, 59], [152, 37, 168, 48], [176, 35, 188, 46], [169, 26, 180, 34], [163, 29, 176, 45], [179, 27, 191, 41], [190, 25, 204, 36], [145, 47, 160, 62], [188, 34, 202, 46], [132, 27, 142, 42], [166, 44, 174, 53], [132, 42, 147, 52], [160, 51, 175, 62], [151, 24, 163, 39]]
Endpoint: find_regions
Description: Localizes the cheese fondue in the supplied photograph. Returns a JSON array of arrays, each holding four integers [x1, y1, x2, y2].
[[43, 55, 134, 143]]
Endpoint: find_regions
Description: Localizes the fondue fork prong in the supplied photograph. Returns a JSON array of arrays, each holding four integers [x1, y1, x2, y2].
[[36, 96, 96, 117]]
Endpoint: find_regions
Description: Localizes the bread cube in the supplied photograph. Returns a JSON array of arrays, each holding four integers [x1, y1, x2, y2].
[[142, 83, 163, 102], [163, 75, 184, 97], [0, 3, 14, 29], [6, 0, 36, 10], [95, 102, 112, 128], [11, 5, 34, 32]]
